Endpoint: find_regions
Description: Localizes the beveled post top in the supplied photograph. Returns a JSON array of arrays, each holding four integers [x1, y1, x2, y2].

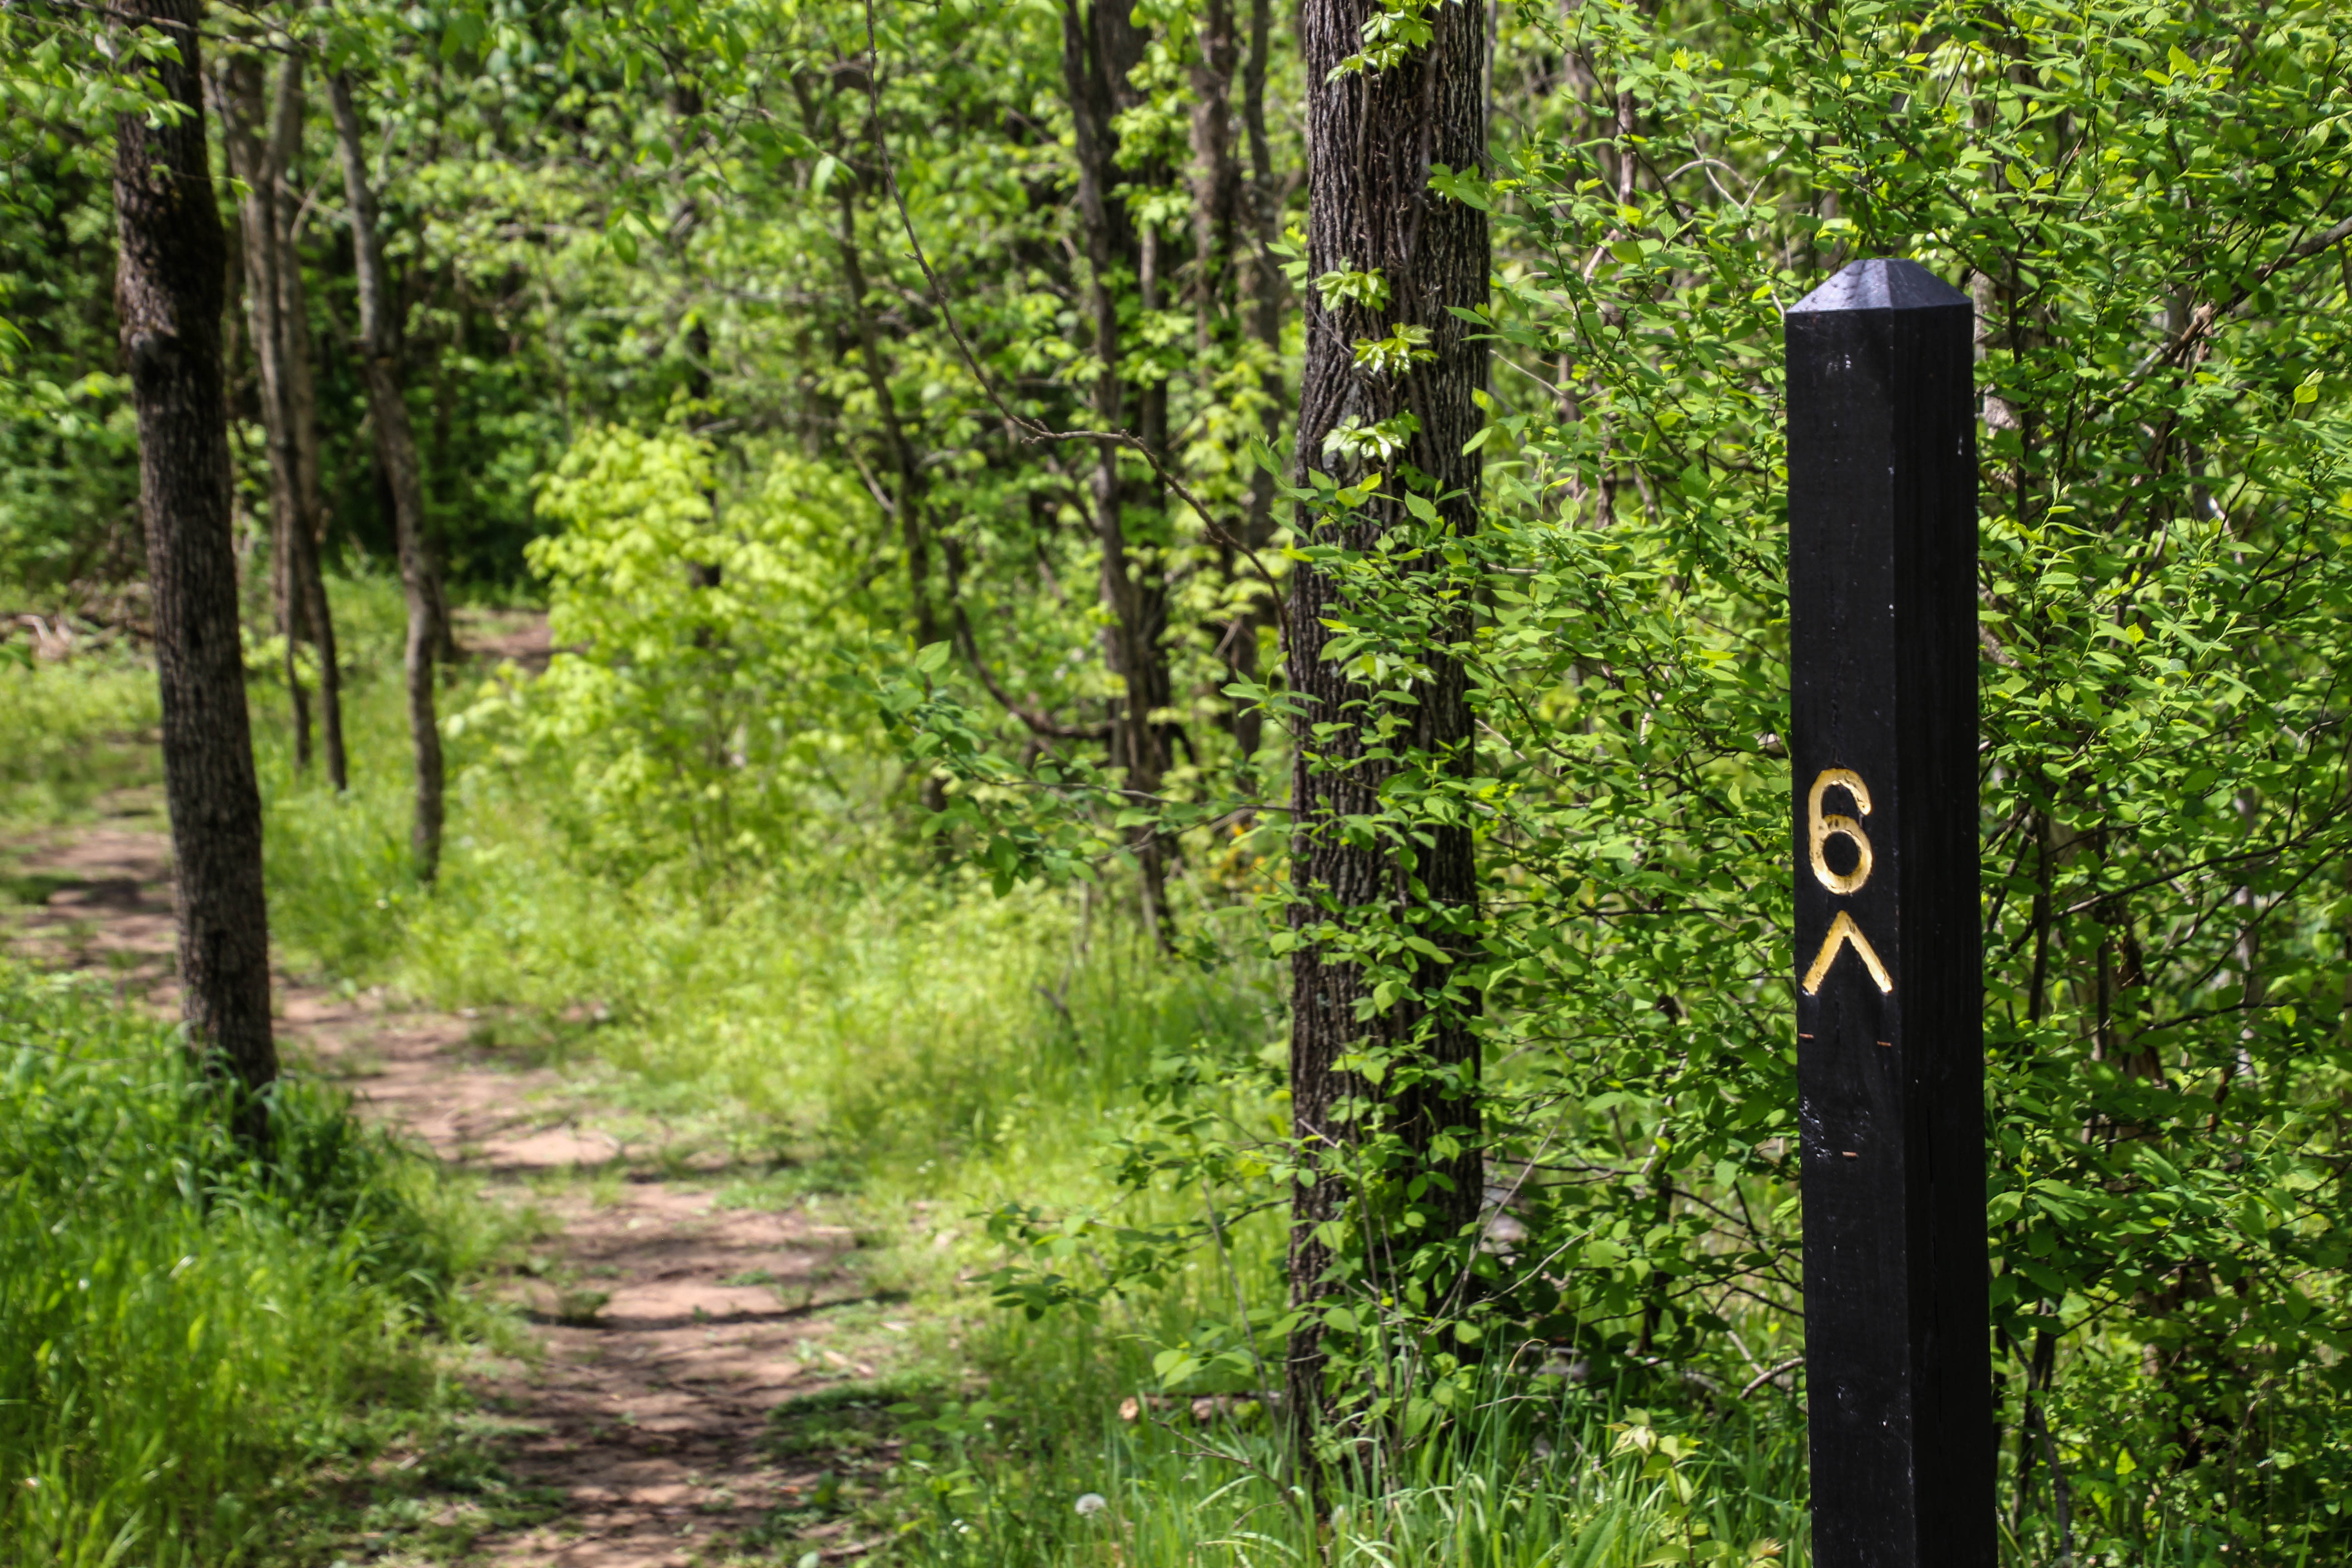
[[1790, 258, 1970, 314]]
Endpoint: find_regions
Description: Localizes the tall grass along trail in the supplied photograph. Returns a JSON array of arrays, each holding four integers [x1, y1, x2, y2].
[[5, 798, 906, 1565]]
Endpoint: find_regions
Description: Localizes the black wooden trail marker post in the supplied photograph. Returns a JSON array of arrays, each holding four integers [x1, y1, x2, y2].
[[1786, 258, 1993, 1568]]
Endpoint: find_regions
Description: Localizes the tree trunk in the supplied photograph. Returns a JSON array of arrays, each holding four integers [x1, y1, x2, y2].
[[421, 378, 461, 669], [1187, 0, 1240, 352], [217, 53, 311, 773], [329, 70, 444, 880], [832, 183, 958, 822], [1284, 0, 1489, 1446], [222, 50, 348, 793], [1061, 0, 1176, 945], [270, 51, 348, 790], [115, 0, 278, 1131], [837, 192, 935, 649], [1230, 0, 1286, 769], [426, 271, 470, 667]]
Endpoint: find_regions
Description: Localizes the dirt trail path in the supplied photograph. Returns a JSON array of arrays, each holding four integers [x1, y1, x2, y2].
[[5, 802, 895, 1567]]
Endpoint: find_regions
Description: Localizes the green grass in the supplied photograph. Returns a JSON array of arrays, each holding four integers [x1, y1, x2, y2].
[[256, 603, 1282, 1213], [876, 1404, 1805, 1568], [239, 636, 1838, 1568], [0, 609, 520, 1561], [846, 1298, 1815, 1568], [0, 583, 2287, 1566], [0, 960, 497, 1566], [0, 646, 157, 831]]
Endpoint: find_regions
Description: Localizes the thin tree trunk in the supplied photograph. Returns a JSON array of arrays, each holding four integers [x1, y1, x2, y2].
[[837, 192, 934, 648], [1231, 0, 1286, 769], [329, 70, 443, 880], [217, 53, 310, 773], [1284, 0, 1489, 1446], [832, 183, 956, 823], [427, 538, 459, 666], [1062, 0, 1175, 945], [680, 315, 724, 597], [426, 271, 472, 667], [2013, 1327, 2057, 1536], [421, 378, 460, 669], [1187, 0, 1240, 350], [116, 0, 278, 1131], [270, 51, 348, 790]]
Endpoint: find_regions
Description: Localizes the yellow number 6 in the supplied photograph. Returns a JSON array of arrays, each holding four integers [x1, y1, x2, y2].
[[1807, 768, 1875, 896]]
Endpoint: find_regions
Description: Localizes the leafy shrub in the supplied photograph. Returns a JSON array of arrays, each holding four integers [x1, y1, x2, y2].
[[461, 425, 898, 888], [958, 0, 2352, 1556]]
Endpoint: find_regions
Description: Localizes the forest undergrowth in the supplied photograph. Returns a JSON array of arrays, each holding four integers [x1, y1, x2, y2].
[[265, 585, 1822, 1568], [6, 569, 2332, 1564], [0, 592, 1830, 1567], [15, 579, 2301, 1568], [11, 0, 2352, 1558]]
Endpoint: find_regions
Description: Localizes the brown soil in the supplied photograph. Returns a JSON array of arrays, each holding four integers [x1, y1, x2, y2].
[[5, 801, 908, 1566], [456, 607, 564, 676]]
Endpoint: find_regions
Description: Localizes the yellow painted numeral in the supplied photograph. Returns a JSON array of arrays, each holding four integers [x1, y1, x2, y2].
[[1808, 767, 1875, 895], [1802, 767, 1892, 994]]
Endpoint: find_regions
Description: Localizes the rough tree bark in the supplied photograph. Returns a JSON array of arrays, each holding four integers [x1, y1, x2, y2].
[[1283, 0, 1489, 1442], [1061, 0, 1176, 945], [114, 0, 278, 1127], [421, 271, 466, 670], [329, 70, 444, 880]]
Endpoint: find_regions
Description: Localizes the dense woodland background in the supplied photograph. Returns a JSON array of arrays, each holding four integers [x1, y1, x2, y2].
[[2, 0, 2351, 1561]]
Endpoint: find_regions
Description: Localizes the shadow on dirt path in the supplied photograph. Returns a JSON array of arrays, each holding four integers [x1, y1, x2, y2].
[[5, 797, 906, 1566]]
